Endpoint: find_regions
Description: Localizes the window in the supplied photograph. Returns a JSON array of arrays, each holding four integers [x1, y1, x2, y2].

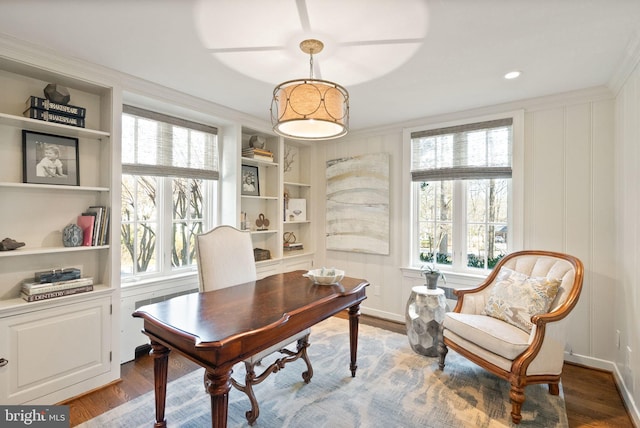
[[410, 117, 515, 272], [121, 106, 219, 281]]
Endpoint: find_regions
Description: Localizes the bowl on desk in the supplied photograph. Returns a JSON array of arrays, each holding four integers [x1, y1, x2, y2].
[[304, 268, 345, 285]]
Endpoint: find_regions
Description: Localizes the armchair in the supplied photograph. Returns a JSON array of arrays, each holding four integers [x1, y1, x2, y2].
[[437, 250, 584, 424], [196, 225, 313, 425]]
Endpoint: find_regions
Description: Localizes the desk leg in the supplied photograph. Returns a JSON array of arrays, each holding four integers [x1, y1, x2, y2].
[[150, 341, 170, 428], [348, 304, 361, 377], [204, 369, 232, 428]]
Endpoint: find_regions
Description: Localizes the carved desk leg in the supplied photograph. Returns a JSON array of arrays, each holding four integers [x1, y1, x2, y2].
[[204, 368, 232, 428], [348, 304, 361, 377], [150, 341, 170, 428]]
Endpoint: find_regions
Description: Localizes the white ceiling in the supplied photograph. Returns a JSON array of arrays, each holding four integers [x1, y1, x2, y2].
[[1, 0, 640, 132]]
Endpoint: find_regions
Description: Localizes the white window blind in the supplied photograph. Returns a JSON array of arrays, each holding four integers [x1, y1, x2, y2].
[[410, 118, 512, 182], [122, 105, 219, 180]]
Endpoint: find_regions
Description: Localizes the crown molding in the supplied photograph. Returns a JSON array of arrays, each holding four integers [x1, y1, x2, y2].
[[343, 85, 614, 141], [609, 29, 640, 96]]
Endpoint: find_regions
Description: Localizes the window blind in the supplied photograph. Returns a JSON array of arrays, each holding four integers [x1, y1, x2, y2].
[[122, 105, 219, 180], [410, 118, 512, 182]]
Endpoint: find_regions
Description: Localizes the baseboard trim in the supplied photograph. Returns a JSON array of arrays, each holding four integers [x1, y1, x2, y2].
[[613, 364, 640, 427], [361, 306, 404, 323], [565, 352, 639, 426]]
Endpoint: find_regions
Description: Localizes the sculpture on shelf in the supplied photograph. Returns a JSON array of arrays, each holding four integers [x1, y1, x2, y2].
[[255, 213, 270, 231], [44, 83, 71, 105], [0, 237, 25, 251], [249, 135, 266, 149]]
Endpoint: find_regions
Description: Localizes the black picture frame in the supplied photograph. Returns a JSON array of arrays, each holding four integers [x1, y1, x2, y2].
[[241, 164, 260, 196], [22, 130, 80, 186]]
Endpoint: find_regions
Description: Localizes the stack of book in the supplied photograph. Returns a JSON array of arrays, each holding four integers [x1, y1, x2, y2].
[[23, 95, 86, 128], [283, 242, 304, 252], [21, 268, 93, 302], [242, 147, 274, 162], [78, 205, 110, 246]]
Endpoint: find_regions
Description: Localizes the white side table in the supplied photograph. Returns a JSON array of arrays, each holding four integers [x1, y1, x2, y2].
[[405, 286, 449, 357]]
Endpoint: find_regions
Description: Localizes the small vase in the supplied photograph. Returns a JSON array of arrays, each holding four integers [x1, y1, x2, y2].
[[63, 223, 83, 247]]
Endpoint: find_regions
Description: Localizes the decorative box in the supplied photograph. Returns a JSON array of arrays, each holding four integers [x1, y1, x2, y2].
[[253, 248, 271, 261]]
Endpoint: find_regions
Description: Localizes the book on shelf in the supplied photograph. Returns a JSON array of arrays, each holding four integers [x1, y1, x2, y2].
[[77, 214, 95, 246], [100, 207, 111, 245], [247, 154, 274, 162], [242, 148, 274, 162], [21, 284, 94, 302], [23, 107, 86, 128], [25, 95, 87, 118], [34, 267, 81, 283], [283, 243, 304, 251], [22, 277, 94, 295], [243, 147, 273, 156], [82, 206, 110, 245]]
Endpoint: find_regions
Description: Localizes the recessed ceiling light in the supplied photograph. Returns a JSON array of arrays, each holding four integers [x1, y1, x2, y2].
[[504, 71, 521, 80]]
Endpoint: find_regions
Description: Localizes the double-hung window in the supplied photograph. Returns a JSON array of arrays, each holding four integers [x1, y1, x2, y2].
[[410, 116, 518, 273], [121, 105, 219, 282]]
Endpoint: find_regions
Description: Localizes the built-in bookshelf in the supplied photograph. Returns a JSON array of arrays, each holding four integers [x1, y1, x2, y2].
[[283, 140, 314, 260], [238, 130, 315, 273], [240, 128, 281, 264], [0, 52, 119, 404]]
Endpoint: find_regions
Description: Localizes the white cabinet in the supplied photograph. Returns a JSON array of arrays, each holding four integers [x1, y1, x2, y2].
[[0, 295, 112, 404], [0, 51, 119, 403]]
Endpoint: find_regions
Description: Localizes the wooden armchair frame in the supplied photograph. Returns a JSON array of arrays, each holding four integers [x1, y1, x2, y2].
[[437, 250, 584, 424]]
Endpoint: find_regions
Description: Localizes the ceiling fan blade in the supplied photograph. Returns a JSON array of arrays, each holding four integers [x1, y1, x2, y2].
[[339, 38, 425, 47], [296, 0, 311, 32], [205, 45, 285, 54]]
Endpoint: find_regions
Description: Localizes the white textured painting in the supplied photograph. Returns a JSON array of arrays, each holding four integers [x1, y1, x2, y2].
[[326, 152, 390, 255]]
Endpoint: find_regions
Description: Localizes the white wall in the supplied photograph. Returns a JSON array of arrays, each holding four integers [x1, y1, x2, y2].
[[614, 52, 640, 423], [314, 87, 617, 363]]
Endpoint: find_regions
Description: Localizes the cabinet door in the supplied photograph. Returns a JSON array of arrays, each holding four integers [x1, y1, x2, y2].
[[0, 297, 111, 404]]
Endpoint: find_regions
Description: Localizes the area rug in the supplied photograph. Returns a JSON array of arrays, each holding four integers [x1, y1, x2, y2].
[[78, 317, 568, 428]]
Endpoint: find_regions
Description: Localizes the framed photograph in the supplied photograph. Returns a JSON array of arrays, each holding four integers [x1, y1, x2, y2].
[[22, 130, 79, 186], [241, 164, 260, 196]]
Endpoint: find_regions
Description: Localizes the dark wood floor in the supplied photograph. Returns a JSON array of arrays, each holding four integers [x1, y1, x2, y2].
[[64, 314, 635, 427]]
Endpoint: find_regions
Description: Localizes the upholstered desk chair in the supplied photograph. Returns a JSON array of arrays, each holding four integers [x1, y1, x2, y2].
[[437, 250, 583, 424], [196, 225, 313, 425]]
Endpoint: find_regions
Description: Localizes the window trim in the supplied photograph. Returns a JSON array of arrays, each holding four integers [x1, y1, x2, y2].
[[402, 110, 525, 272]]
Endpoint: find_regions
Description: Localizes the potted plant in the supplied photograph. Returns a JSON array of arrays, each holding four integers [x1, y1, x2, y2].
[[421, 264, 446, 290]]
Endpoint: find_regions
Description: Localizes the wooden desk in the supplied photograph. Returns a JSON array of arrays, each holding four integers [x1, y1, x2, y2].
[[133, 270, 369, 428]]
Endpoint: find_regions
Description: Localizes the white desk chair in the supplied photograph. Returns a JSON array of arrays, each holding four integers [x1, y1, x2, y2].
[[196, 225, 313, 425]]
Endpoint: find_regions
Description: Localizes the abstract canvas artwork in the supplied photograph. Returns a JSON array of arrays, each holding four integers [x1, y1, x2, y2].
[[326, 152, 390, 255]]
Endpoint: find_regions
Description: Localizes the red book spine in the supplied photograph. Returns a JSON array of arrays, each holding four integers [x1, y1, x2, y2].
[[77, 215, 95, 246]]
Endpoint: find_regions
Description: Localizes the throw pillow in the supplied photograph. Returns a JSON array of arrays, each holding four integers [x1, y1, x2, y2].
[[482, 267, 561, 332]]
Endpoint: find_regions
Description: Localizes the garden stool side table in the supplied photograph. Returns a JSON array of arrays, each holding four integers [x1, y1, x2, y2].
[[405, 285, 449, 357]]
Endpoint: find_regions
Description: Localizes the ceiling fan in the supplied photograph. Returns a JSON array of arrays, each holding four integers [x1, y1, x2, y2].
[[193, 0, 428, 86]]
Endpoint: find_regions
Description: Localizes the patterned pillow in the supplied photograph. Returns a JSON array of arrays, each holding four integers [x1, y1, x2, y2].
[[482, 267, 561, 332]]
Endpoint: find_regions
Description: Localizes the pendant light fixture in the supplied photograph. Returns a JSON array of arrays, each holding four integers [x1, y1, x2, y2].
[[271, 39, 349, 141]]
